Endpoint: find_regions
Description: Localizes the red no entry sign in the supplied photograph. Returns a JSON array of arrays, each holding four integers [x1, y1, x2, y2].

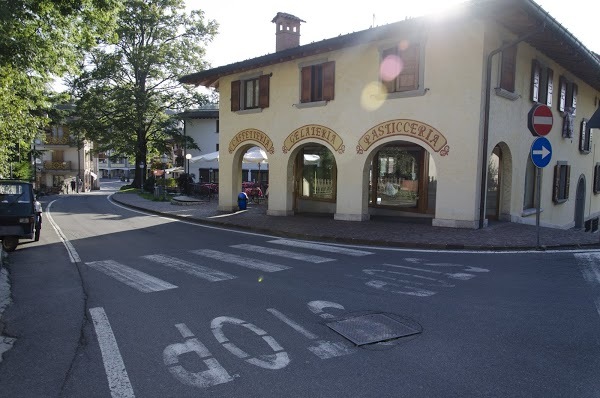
[[528, 104, 553, 136]]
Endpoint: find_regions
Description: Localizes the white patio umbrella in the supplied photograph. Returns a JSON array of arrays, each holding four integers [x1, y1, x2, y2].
[[189, 147, 269, 164]]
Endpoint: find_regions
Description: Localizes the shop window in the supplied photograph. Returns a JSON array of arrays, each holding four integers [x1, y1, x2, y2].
[[299, 146, 336, 200], [530, 60, 553, 106], [230, 74, 270, 112], [380, 42, 421, 94], [499, 44, 517, 93], [594, 164, 600, 195], [553, 162, 570, 204], [580, 119, 591, 153], [300, 61, 335, 103]]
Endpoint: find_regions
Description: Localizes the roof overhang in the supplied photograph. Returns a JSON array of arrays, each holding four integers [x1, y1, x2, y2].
[[179, 0, 600, 92]]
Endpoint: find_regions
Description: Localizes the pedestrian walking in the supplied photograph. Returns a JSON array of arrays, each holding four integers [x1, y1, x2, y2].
[[70, 180, 76, 193], [64, 183, 69, 194]]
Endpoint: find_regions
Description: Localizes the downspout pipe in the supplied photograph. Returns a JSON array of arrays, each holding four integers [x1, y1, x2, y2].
[[478, 26, 545, 229]]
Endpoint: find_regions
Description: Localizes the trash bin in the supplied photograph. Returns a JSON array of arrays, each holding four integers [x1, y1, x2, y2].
[[238, 192, 248, 210]]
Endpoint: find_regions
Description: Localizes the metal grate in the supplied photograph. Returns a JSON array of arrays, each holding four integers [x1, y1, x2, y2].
[[326, 313, 421, 346]]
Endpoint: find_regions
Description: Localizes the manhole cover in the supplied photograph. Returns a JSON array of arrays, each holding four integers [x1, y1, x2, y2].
[[326, 313, 421, 346]]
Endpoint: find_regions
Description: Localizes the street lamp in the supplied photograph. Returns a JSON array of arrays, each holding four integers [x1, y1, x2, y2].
[[139, 161, 145, 188], [185, 153, 191, 175], [160, 154, 168, 200]]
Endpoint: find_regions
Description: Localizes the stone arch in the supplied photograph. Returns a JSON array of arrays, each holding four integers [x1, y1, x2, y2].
[[486, 141, 512, 222]]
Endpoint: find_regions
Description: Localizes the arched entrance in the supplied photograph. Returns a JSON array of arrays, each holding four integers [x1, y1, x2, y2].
[[292, 144, 337, 214], [575, 176, 585, 229], [486, 146, 502, 221], [367, 142, 436, 215]]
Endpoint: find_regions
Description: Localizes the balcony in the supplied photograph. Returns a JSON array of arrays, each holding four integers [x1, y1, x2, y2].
[[44, 135, 72, 145], [44, 161, 72, 170]]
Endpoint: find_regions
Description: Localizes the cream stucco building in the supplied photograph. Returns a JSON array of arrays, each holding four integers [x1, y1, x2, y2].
[[181, 0, 600, 229]]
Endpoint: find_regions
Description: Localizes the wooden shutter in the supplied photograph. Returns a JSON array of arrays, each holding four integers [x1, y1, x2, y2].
[[570, 83, 578, 112], [595, 165, 600, 194], [259, 75, 270, 109], [300, 66, 311, 103], [545, 68, 553, 107], [322, 61, 335, 101], [500, 45, 517, 92], [580, 120, 587, 152], [530, 60, 540, 102], [381, 47, 396, 93], [553, 164, 560, 203], [558, 76, 567, 112], [565, 165, 571, 199], [230, 80, 241, 111]]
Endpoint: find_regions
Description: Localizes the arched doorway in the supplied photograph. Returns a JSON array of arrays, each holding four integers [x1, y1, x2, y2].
[[368, 142, 436, 215], [575, 176, 586, 229], [292, 144, 337, 214], [486, 146, 502, 221]]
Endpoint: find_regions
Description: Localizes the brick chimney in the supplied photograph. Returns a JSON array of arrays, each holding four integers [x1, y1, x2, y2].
[[271, 12, 305, 52]]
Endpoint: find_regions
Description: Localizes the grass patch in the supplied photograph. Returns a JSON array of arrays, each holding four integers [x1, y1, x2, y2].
[[119, 185, 171, 202]]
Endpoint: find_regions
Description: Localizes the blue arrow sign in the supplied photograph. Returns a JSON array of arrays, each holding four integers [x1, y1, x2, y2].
[[530, 136, 552, 168]]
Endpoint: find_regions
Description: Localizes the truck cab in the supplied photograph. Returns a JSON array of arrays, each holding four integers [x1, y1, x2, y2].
[[0, 180, 37, 252]]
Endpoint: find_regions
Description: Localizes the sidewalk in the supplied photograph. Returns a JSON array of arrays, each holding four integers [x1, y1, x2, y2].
[[111, 192, 600, 251]]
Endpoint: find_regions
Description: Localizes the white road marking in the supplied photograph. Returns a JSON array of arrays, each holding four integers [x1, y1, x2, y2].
[[307, 301, 345, 319], [164, 324, 233, 388], [363, 269, 455, 288], [576, 252, 600, 285], [267, 308, 354, 359], [595, 298, 600, 318], [384, 263, 475, 281], [46, 201, 81, 263], [142, 254, 236, 282], [366, 280, 437, 297], [269, 239, 373, 256], [89, 307, 135, 398], [231, 243, 335, 263], [211, 316, 290, 370], [190, 249, 290, 272], [86, 260, 178, 293]]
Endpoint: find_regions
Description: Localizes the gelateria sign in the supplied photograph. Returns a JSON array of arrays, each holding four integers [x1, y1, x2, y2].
[[282, 124, 345, 154], [228, 129, 274, 154], [357, 119, 450, 156]]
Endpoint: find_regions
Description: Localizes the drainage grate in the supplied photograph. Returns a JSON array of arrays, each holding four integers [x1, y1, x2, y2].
[[326, 313, 421, 346]]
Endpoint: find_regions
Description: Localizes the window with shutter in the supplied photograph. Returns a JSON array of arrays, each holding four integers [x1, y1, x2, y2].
[[530, 60, 540, 102], [580, 119, 591, 153], [232, 74, 271, 112], [380, 43, 420, 93], [545, 69, 553, 107], [567, 82, 578, 115], [299, 61, 335, 103], [553, 162, 570, 203], [594, 164, 600, 195], [500, 44, 517, 92]]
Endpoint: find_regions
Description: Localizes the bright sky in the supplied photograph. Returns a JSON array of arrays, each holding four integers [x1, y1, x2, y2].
[[186, 0, 599, 68]]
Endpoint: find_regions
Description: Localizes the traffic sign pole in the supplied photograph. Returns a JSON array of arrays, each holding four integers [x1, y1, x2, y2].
[[530, 137, 552, 250], [535, 167, 542, 249]]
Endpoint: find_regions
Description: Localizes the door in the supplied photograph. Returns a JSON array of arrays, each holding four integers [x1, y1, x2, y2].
[[574, 176, 585, 229]]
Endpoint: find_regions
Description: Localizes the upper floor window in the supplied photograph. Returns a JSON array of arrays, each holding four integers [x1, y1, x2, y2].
[[380, 43, 420, 93], [530, 60, 553, 106], [499, 44, 517, 92], [230, 74, 270, 112], [300, 61, 335, 103], [580, 118, 591, 153], [558, 76, 577, 114]]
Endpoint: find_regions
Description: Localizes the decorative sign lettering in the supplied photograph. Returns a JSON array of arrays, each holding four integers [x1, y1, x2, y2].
[[356, 119, 449, 156], [282, 124, 345, 154], [228, 129, 275, 154]]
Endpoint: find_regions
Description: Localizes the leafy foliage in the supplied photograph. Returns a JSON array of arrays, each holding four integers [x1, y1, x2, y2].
[[0, 0, 119, 177], [71, 0, 217, 188]]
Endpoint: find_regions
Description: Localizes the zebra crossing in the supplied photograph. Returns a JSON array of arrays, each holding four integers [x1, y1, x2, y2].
[[85, 240, 373, 293]]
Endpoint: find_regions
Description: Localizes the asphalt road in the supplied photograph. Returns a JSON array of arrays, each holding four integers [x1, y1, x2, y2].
[[1, 186, 600, 397]]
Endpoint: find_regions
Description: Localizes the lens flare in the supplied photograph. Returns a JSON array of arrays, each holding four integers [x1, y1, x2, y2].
[[380, 54, 403, 82], [360, 81, 387, 111]]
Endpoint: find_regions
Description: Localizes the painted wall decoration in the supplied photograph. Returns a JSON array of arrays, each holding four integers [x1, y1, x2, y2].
[[282, 124, 345, 154], [228, 129, 275, 154], [356, 119, 450, 156]]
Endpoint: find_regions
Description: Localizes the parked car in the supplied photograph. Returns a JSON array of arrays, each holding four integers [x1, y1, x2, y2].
[[0, 180, 39, 252]]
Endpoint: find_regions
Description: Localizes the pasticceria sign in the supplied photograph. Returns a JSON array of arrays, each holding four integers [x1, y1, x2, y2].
[[283, 124, 345, 154], [357, 119, 450, 156], [228, 129, 275, 154]]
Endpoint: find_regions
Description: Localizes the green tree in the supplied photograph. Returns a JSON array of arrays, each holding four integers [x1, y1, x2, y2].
[[0, 0, 119, 177], [72, 0, 217, 188]]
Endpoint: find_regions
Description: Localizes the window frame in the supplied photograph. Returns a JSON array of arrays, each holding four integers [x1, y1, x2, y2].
[[230, 73, 270, 113], [594, 163, 600, 195], [553, 161, 570, 204], [499, 44, 517, 93], [580, 118, 592, 153], [299, 61, 335, 104], [379, 40, 426, 98], [530, 59, 553, 106]]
